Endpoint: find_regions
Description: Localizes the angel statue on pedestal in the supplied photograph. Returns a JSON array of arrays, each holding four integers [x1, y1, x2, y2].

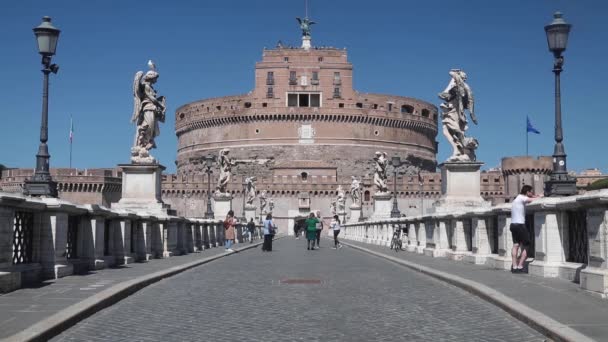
[[131, 60, 166, 164]]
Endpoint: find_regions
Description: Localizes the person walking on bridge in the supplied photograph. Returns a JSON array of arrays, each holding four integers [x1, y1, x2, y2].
[[262, 213, 276, 252], [224, 210, 237, 252], [330, 215, 343, 249], [305, 212, 319, 250]]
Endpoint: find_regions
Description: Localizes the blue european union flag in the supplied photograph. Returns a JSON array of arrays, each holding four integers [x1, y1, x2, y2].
[[527, 116, 540, 134]]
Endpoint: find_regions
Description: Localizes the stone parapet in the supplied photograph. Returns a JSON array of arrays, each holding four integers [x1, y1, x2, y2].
[[340, 189, 608, 298], [0, 191, 223, 294]]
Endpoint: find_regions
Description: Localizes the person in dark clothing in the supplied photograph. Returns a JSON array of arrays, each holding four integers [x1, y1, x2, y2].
[[315, 210, 323, 248], [246, 218, 256, 243], [262, 213, 276, 252]]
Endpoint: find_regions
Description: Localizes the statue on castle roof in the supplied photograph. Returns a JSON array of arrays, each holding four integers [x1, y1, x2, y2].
[[373, 151, 389, 194], [269, 198, 274, 213], [438, 69, 479, 162], [131, 60, 166, 164], [296, 17, 315, 37]]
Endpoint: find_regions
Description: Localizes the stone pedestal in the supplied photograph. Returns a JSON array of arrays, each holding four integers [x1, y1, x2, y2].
[[245, 206, 257, 223], [112, 164, 171, 216], [349, 205, 362, 223], [337, 211, 347, 225], [213, 194, 233, 220], [370, 193, 392, 220], [430, 162, 490, 213], [302, 36, 311, 50]]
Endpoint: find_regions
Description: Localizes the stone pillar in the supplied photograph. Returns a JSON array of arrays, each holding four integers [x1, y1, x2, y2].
[[349, 206, 362, 223], [112, 216, 134, 265], [167, 220, 179, 255], [338, 211, 347, 227], [192, 221, 201, 252], [0, 206, 20, 293], [407, 222, 417, 252], [416, 221, 426, 254], [213, 194, 232, 220], [490, 212, 513, 270], [245, 207, 257, 224], [466, 216, 492, 265], [207, 222, 216, 248], [446, 218, 468, 261], [0, 206, 15, 269], [37, 211, 73, 279], [580, 208, 608, 297], [136, 219, 153, 262], [529, 210, 567, 278], [371, 193, 392, 220], [157, 220, 172, 258], [81, 215, 106, 270]]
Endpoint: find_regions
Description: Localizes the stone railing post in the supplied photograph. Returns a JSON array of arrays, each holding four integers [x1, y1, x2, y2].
[[135, 217, 153, 262], [580, 204, 608, 296], [0, 205, 16, 270], [528, 199, 568, 278], [446, 215, 468, 261], [416, 220, 426, 253], [80, 205, 111, 270], [493, 208, 513, 270], [149, 218, 164, 258], [406, 222, 417, 252], [167, 218, 179, 255], [466, 211, 492, 265], [111, 213, 135, 265]]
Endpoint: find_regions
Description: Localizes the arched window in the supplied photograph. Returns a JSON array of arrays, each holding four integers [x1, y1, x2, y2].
[[401, 105, 414, 114], [301, 172, 308, 181], [421, 109, 430, 118], [364, 190, 371, 202]]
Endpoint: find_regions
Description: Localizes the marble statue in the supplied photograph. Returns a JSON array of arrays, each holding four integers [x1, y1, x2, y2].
[[330, 199, 337, 215], [259, 190, 267, 213], [373, 151, 388, 194], [245, 176, 257, 206], [350, 176, 361, 207], [131, 60, 166, 164], [269, 198, 274, 213], [438, 69, 478, 162], [296, 17, 315, 37], [336, 185, 346, 212], [216, 149, 235, 195]]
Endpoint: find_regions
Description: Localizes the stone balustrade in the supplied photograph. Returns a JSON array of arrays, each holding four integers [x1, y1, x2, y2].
[[340, 189, 608, 298], [0, 192, 259, 293]]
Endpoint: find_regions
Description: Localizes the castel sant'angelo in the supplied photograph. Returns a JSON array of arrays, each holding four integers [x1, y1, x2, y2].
[[164, 18, 446, 225]]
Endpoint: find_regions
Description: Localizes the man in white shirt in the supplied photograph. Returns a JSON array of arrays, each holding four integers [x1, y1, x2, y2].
[[510, 185, 541, 273]]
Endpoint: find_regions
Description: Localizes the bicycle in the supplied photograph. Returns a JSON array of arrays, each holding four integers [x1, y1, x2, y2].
[[389, 226, 404, 252]]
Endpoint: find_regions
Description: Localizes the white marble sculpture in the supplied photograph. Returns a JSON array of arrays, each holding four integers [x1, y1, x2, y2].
[[373, 152, 389, 194], [216, 149, 235, 195], [259, 190, 267, 213], [336, 185, 346, 213], [131, 60, 166, 164], [350, 176, 361, 207], [245, 176, 257, 206], [438, 69, 478, 162], [330, 199, 337, 215], [268, 198, 274, 213]]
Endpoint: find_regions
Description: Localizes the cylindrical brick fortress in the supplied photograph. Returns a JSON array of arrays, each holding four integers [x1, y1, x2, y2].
[[174, 47, 438, 178]]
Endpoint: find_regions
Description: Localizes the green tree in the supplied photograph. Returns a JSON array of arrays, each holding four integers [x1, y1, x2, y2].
[[587, 178, 608, 191]]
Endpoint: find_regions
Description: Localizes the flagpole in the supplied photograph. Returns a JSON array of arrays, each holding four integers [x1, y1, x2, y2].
[[69, 116, 73, 168], [526, 131, 528, 156]]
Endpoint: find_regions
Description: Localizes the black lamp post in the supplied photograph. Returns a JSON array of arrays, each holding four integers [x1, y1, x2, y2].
[[241, 179, 247, 222], [544, 12, 577, 196], [204, 154, 216, 219], [390, 156, 402, 218], [24, 16, 61, 197]]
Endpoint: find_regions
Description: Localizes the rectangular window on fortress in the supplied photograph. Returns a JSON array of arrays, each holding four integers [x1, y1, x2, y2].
[[287, 93, 321, 107]]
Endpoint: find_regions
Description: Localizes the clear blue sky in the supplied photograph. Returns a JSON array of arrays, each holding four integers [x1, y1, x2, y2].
[[1, 0, 606, 174]]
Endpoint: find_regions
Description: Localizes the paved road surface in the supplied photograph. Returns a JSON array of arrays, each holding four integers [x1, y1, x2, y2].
[[52, 238, 544, 342]]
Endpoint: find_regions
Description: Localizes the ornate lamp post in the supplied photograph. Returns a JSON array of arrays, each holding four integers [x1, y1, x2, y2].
[[544, 12, 577, 196], [241, 179, 247, 222], [390, 156, 402, 218], [204, 154, 216, 219], [24, 17, 61, 197]]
